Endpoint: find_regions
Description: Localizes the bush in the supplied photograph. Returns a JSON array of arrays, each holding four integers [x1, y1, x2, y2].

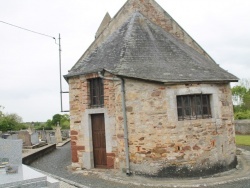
[[0, 113, 23, 132], [234, 110, 250, 120]]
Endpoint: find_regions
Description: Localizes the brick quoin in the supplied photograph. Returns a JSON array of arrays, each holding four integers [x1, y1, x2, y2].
[[70, 130, 78, 135], [71, 149, 78, 163], [107, 153, 115, 169], [71, 141, 77, 146], [71, 136, 78, 141], [77, 146, 85, 150]]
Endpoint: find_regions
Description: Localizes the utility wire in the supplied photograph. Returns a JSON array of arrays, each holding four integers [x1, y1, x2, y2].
[[0, 20, 56, 40], [0, 21, 67, 111]]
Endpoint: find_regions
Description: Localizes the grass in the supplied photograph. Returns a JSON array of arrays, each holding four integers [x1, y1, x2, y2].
[[235, 135, 250, 146]]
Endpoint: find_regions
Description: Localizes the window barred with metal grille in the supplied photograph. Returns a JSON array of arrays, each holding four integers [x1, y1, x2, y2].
[[177, 94, 212, 121], [89, 78, 104, 108]]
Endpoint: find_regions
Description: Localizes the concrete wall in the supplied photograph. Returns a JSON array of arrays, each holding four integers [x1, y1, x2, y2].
[[235, 120, 250, 134], [0, 139, 22, 165], [68, 74, 236, 177]]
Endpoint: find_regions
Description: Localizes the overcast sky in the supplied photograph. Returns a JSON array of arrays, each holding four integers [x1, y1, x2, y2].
[[0, 0, 249, 122]]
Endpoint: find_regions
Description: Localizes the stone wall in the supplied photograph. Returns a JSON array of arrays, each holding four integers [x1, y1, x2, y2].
[[69, 75, 87, 168], [68, 75, 236, 176], [68, 72, 119, 169], [115, 80, 236, 176], [235, 120, 250, 134]]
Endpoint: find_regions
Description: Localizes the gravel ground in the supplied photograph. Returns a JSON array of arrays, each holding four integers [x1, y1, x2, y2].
[[29, 143, 250, 188]]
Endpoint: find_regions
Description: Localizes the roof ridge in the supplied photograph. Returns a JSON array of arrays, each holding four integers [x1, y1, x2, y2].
[[128, 12, 167, 65], [111, 12, 141, 74]]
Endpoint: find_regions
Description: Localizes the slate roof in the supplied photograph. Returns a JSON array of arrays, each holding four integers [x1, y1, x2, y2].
[[65, 12, 238, 83]]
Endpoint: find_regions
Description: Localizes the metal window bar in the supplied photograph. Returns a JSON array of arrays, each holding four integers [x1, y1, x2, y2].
[[203, 95, 207, 118], [195, 95, 198, 119], [207, 95, 212, 118], [184, 96, 187, 120], [89, 78, 104, 108], [90, 80, 94, 106], [177, 94, 212, 121], [177, 96, 184, 121], [95, 79, 99, 106], [188, 96, 191, 120], [99, 78, 104, 106], [199, 94, 203, 119], [203, 95, 212, 118], [182, 96, 184, 120], [182, 96, 186, 120]]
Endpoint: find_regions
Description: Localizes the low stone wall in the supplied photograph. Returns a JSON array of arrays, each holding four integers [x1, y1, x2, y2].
[[235, 120, 250, 135], [22, 144, 56, 165]]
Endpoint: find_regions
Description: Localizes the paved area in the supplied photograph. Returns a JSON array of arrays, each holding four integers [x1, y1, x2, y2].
[[31, 168, 86, 188], [29, 143, 250, 188], [60, 181, 77, 188], [57, 138, 71, 147], [96, 147, 250, 187]]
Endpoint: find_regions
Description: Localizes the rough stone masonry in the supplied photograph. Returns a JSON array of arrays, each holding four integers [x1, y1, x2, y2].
[[65, 0, 238, 177]]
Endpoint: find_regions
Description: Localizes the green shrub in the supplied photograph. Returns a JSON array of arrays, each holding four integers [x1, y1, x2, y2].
[[234, 110, 250, 120]]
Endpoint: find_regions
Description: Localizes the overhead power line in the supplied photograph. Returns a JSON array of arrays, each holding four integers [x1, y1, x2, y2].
[[0, 20, 68, 112], [0, 20, 56, 40]]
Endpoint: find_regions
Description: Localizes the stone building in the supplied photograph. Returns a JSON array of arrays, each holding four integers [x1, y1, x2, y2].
[[64, 0, 238, 177]]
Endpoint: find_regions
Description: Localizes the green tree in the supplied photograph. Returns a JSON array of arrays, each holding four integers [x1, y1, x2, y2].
[[243, 91, 250, 110], [16, 123, 28, 130], [44, 119, 53, 130], [33, 122, 46, 130], [232, 85, 248, 112], [0, 108, 24, 132], [232, 80, 250, 119], [60, 114, 70, 129], [52, 114, 62, 125], [0, 105, 4, 118], [53, 114, 70, 129], [0, 117, 10, 132], [232, 85, 247, 102], [44, 114, 70, 130]]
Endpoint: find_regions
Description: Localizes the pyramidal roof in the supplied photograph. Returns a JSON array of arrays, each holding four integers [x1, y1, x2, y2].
[[65, 0, 238, 83]]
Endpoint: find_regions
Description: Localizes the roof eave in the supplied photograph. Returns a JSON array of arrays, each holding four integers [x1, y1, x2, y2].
[[163, 79, 239, 85], [64, 69, 238, 85], [63, 68, 105, 82]]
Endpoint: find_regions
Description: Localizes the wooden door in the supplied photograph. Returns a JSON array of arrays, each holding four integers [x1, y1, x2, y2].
[[91, 114, 107, 168]]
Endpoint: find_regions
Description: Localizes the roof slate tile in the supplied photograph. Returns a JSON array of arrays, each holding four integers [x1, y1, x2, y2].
[[65, 12, 238, 83]]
